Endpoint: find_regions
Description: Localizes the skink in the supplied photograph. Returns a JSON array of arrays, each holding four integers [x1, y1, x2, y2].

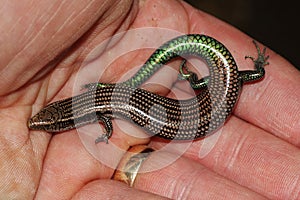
[[28, 34, 269, 143]]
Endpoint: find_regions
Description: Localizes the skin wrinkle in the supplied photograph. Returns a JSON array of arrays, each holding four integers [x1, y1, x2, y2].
[[178, 0, 193, 30], [8, 2, 35, 39], [75, 1, 135, 58], [36, 1, 103, 78], [113, 0, 138, 32], [77, 0, 135, 58], [71, 3, 136, 84], [54, 8, 78, 36], [274, 153, 299, 198], [172, 171, 198, 199], [225, 131, 249, 171], [54, 1, 137, 90], [0, 1, 59, 93], [234, 128, 300, 199], [233, 46, 300, 145], [160, 163, 198, 199], [144, 155, 266, 199], [1, 139, 39, 199], [260, 77, 300, 140], [0, 0, 117, 96], [28, 1, 138, 106], [19, 2, 71, 86], [4, 1, 62, 69], [289, 175, 300, 200], [183, 114, 298, 199]]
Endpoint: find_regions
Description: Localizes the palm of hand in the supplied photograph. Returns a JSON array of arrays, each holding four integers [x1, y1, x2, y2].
[[1, 1, 299, 199]]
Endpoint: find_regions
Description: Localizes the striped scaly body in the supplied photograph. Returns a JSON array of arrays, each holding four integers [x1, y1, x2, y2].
[[28, 34, 268, 142]]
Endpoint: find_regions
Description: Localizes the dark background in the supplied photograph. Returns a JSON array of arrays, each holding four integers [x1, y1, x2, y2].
[[185, 0, 299, 70]]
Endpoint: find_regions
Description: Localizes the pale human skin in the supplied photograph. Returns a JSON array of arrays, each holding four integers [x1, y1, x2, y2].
[[1, 0, 300, 199]]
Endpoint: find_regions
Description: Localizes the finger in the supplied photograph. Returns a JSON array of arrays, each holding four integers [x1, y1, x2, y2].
[[235, 53, 300, 145], [179, 116, 300, 200], [72, 180, 169, 200], [132, 150, 267, 199]]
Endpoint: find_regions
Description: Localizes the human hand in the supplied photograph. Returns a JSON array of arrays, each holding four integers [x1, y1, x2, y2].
[[1, 0, 299, 199]]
